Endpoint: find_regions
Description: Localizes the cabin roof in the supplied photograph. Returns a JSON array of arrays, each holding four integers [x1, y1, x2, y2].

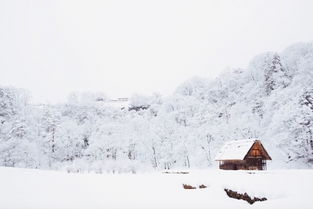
[[215, 139, 259, 161]]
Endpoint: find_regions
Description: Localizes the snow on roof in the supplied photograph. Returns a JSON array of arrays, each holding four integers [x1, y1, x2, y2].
[[215, 139, 257, 161]]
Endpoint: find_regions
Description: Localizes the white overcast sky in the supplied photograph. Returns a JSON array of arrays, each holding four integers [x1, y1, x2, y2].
[[1, 0, 313, 103]]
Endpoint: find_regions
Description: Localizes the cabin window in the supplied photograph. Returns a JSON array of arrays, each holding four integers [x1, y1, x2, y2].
[[251, 149, 260, 156]]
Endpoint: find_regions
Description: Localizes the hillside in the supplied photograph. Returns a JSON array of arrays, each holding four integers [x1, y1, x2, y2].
[[0, 42, 313, 172]]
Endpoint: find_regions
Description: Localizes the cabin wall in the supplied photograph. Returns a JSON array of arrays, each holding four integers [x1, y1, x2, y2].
[[219, 159, 267, 170], [219, 160, 246, 170]]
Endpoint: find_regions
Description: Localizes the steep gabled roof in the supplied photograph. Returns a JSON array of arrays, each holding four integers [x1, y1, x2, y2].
[[214, 139, 257, 161], [246, 141, 272, 160]]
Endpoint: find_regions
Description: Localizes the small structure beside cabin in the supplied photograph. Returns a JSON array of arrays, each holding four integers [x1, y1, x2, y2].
[[215, 139, 272, 170]]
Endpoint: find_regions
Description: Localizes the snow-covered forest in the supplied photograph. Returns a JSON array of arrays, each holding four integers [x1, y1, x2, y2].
[[1, 42, 313, 172]]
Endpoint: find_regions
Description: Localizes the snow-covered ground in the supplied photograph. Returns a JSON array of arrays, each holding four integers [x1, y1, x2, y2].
[[0, 167, 312, 209]]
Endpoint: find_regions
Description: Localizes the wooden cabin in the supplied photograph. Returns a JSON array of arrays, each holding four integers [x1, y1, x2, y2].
[[215, 139, 272, 170]]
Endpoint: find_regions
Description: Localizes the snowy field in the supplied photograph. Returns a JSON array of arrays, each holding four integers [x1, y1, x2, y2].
[[0, 167, 312, 209]]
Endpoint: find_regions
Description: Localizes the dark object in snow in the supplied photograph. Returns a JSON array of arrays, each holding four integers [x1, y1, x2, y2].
[[224, 188, 267, 204], [215, 139, 272, 170], [199, 184, 207, 189], [128, 105, 150, 111], [183, 184, 196, 189], [163, 171, 189, 174]]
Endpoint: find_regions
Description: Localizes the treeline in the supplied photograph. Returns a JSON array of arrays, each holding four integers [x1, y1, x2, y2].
[[1, 42, 313, 172]]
